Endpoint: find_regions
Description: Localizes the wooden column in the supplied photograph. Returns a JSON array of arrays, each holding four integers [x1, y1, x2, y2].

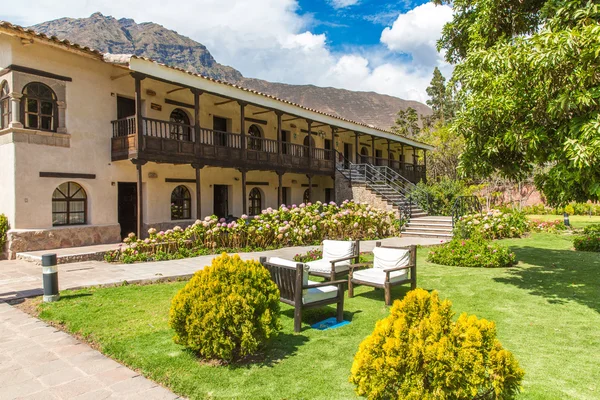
[[276, 111, 283, 163], [330, 126, 336, 162], [423, 150, 427, 183], [277, 171, 283, 206], [413, 147, 417, 165], [307, 175, 313, 203], [400, 144, 405, 173], [355, 132, 359, 163], [132, 159, 147, 238], [307, 120, 313, 167], [132, 73, 146, 153], [240, 169, 247, 214], [371, 136, 375, 165], [192, 163, 203, 219], [387, 139, 391, 168], [239, 101, 246, 158], [192, 89, 202, 144]]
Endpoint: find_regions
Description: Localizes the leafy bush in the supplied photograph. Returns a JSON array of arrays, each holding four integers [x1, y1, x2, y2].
[[427, 235, 516, 268], [521, 202, 600, 216], [0, 214, 9, 251], [169, 254, 281, 362], [412, 178, 473, 216], [573, 224, 600, 253], [350, 289, 524, 399], [110, 200, 400, 263], [293, 249, 323, 263], [454, 209, 530, 239], [528, 219, 568, 233]]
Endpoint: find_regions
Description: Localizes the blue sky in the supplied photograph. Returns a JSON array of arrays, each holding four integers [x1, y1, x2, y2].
[[1, 0, 452, 103]]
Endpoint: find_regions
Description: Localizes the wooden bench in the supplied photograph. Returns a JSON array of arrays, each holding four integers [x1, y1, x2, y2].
[[348, 242, 416, 305], [260, 256, 346, 332]]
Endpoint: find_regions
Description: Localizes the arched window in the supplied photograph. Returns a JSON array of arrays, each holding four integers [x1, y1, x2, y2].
[[170, 108, 191, 141], [360, 147, 369, 163], [247, 124, 262, 151], [52, 182, 87, 226], [248, 187, 262, 215], [171, 185, 192, 220], [22, 82, 57, 132], [0, 81, 10, 129], [303, 135, 315, 158], [303, 189, 310, 204]]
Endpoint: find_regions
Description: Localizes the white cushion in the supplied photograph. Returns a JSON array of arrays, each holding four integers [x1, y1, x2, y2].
[[353, 268, 408, 285], [303, 280, 338, 304], [269, 257, 309, 286], [372, 246, 410, 270], [322, 240, 355, 266], [306, 259, 350, 274]]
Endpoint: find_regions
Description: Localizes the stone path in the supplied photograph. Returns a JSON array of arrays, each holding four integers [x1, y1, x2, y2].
[[0, 302, 181, 400], [0, 237, 444, 303]]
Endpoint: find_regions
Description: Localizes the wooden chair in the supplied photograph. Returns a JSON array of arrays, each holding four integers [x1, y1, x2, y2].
[[305, 239, 360, 281], [260, 256, 346, 332], [348, 242, 416, 306]]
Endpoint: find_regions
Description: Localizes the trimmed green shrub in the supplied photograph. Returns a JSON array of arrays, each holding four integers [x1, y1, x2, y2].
[[169, 254, 281, 362], [0, 214, 9, 251], [427, 236, 516, 268], [350, 289, 524, 400], [454, 209, 530, 239], [573, 224, 600, 252]]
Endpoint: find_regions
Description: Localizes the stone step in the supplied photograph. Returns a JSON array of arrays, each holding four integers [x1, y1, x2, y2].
[[401, 231, 453, 239], [406, 222, 453, 228], [403, 227, 453, 233], [17, 242, 121, 265], [411, 216, 453, 222]]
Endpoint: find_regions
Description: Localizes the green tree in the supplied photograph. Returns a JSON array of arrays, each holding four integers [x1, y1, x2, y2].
[[426, 67, 454, 123], [419, 122, 464, 181], [440, 0, 600, 205], [392, 107, 419, 137]]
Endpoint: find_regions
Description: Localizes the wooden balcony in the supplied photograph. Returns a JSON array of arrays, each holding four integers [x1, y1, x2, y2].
[[111, 116, 335, 175]]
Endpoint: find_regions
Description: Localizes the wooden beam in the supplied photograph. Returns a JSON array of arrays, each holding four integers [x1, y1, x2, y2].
[[167, 87, 187, 94], [312, 123, 327, 129], [214, 99, 236, 106], [165, 178, 196, 183], [253, 110, 272, 116], [110, 72, 130, 81], [245, 117, 267, 125], [246, 181, 269, 186], [133, 72, 145, 152], [39, 172, 95, 179], [283, 117, 301, 122], [3, 64, 72, 82], [241, 170, 247, 214], [165, 98, 194, 109]]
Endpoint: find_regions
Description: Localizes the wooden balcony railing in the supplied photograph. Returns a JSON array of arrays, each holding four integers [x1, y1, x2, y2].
[[111, 116, 336, 174]]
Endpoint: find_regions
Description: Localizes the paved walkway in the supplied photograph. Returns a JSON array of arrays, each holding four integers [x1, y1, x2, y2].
[[0, 302, 180, 400], [0, 237, 443, 302]]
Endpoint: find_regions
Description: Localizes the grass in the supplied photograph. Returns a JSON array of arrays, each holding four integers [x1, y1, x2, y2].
[[35, 233, 600, 399], [526, 214, 600, 229]]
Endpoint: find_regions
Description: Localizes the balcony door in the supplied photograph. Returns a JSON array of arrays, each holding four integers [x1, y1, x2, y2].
[[343, 143, 352, 168], [213, 116, 228, 146], [117, 96, 135, 119], [214, 185, 229, 218]]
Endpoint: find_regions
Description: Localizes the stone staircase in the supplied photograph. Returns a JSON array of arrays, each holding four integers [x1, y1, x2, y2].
[[336, 159, 453, 239]]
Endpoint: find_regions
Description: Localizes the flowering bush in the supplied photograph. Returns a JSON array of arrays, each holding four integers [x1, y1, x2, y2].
[[454, 209, 530, 239], [528, 219, 568, 233], [107, 200, 401, 263], [169, 254, 281, 362], [428, 236, 517, 268], [350, 289, 524, 399], [573, 224, 600, 252], [293, 249, 323, 263]]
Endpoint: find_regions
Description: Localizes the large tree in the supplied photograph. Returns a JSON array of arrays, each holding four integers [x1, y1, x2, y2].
[[392, 107, 420, 138], [436, 0, 600, 205], [426, 67, 454, 123]]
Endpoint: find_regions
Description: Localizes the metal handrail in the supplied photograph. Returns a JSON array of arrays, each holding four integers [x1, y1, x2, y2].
[[451, 196, 483, 227], [372, 164, 433, 213], [335, 151, 412, 220]]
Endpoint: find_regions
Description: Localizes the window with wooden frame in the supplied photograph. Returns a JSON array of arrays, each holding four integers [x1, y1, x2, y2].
[[248, 187, 262, 216], [0, 81, 10, 129], [170, 108, 192, 141], [22, 82, 57, 132], [52, 182, 87, 226], [248, 124, 262, 151], [171, 185, 192, 220]]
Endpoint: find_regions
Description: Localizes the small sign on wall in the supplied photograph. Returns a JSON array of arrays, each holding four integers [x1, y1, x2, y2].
[[151, 103, 162, 111]]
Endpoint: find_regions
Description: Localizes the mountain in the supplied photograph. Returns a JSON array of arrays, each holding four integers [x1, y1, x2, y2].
[[31, 13, 430, 130]]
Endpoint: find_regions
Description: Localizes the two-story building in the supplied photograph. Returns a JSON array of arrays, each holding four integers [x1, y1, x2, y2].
[[0, 21, 433, 258]]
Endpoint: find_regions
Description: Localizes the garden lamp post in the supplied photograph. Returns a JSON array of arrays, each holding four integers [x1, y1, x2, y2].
[[563, 212, 570, 227]]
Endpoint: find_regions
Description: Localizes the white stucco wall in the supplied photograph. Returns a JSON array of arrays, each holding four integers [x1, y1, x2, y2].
[[0, 142, 16, 226]]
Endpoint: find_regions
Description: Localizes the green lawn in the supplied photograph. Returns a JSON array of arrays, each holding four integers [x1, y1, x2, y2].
[[527, 214, 600, 229], [37, 233, 600, 399]]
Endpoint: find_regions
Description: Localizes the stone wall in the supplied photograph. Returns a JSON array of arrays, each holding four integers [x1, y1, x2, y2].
[[334, 170, 400, 218], [6, 224, 121, 259]]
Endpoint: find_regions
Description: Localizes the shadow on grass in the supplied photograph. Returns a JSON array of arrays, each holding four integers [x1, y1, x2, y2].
[[281, 307, 362, 326], [350, 284, 413, 304], [493, 246, 600, 312], [226, 332, 310, 369]]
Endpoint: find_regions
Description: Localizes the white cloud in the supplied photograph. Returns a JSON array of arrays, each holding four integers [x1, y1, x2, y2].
[[0, 0, 452, 104], [381, 2, 453, 65], [329, 0, 360, 9]]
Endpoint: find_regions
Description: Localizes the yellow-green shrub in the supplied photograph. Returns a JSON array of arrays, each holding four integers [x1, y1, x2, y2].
[[350, 289, 524, 400], [169, 254, 281, 362], [0, 214, 9, 250]]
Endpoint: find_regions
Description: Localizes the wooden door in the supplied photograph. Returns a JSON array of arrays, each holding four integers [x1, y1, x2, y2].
[[214, 185, 229, 218], [343, 143, 352, 168], [117, 96, 135, 119], [118, 182, 137, 239], [213, 116, 228, 146]]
